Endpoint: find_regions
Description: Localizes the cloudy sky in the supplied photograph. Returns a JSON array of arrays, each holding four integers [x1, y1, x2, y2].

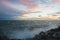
[[0, 0, 60, 20]]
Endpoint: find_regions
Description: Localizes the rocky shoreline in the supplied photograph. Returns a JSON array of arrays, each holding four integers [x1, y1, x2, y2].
[[0, 26, 60, 40], [30, 26, 60, 40]]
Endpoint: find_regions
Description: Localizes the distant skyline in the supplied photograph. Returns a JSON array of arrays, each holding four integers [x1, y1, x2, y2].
[[0, 0, 60, 20]]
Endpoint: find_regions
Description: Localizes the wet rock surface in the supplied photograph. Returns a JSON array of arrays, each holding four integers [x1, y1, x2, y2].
[[31, 26, 60, 40]]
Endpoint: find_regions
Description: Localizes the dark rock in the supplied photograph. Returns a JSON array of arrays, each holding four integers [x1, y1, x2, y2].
[[32, 26, 60, 40], [0, 36, 9, 40]]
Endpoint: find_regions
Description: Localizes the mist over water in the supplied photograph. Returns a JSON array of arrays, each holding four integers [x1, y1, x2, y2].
[[0, 20, 60, 39]]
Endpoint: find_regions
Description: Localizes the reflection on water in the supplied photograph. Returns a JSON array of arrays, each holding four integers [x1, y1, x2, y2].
[[0, 20, 60, 39]]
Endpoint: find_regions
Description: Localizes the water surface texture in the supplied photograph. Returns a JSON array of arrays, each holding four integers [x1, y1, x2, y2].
[[0, 20, 60, 39]]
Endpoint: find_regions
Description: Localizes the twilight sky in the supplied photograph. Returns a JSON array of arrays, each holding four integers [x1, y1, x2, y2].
[[0, 0, 60, 20]]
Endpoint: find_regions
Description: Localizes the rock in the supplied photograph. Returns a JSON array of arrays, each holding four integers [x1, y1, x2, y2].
[[0, 36, 9, 40], [32, 26, 60, 40]]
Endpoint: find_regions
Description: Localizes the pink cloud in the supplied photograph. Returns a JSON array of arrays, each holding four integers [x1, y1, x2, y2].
[[1, 1, 14, 9], [47, 0, 60, 6], [19, 0, 39, 11], [2, 1, 29, 14], [19, 0, 37, 5], [1, 0, 39, 10]]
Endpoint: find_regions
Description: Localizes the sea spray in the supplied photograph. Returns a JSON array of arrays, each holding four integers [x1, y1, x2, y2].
[[0, 20, 60, 39]]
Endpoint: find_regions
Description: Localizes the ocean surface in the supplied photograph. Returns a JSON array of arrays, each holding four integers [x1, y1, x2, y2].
[[0, 20, 60, 39]]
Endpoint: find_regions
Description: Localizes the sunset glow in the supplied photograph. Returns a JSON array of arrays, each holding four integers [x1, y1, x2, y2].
[[0, 0, 60, 20], [19, 13, 60, 20]]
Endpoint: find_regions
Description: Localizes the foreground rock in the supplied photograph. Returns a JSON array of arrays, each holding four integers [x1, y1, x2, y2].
[[31, 26, 60, 40]]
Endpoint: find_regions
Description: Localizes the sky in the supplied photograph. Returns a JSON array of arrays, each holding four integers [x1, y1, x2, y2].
[[0, 0, 60, 20]]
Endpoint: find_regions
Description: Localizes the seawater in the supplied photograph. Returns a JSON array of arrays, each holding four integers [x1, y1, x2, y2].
[[0, 20, 60, 39]]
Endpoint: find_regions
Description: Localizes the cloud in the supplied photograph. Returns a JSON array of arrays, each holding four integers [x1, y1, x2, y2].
[[0, 0, 60, 20], [0, 4, 24, 20], [19, 0, 39, 10]]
